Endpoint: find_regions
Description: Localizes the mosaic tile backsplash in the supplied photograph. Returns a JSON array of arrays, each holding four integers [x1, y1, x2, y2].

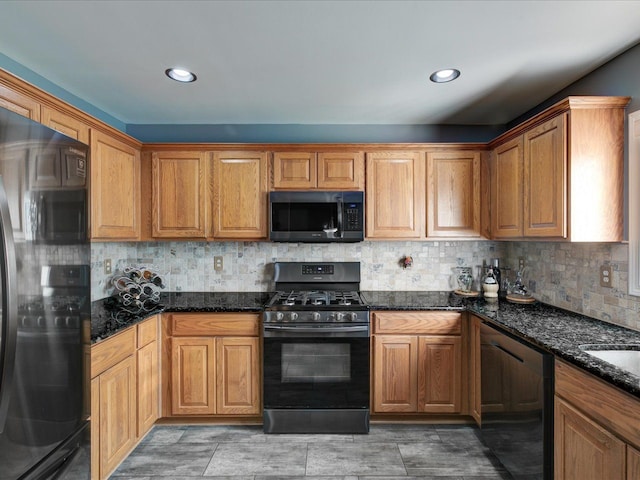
[[91, 240, 501, 299], [503, 242, 640, 332], [91, 240, 640, 332]]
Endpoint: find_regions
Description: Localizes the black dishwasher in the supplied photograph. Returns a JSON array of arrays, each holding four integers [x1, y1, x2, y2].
[[479, 321, 554, 480]]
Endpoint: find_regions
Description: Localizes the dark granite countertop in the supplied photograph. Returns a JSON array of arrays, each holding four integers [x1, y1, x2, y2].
[[466, 299, 640, 399], [361, 290, 466, 311], [91, 289, 640, 400], [91, 291, 271, 343]]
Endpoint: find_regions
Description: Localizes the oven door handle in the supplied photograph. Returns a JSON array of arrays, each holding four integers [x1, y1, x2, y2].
[[263, 324, 369, 334]]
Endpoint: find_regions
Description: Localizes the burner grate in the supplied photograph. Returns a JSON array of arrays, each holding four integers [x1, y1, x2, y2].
[[270, 290, 365, 308]]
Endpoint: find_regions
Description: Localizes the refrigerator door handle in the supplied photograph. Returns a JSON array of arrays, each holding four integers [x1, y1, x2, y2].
[[0, 176, 18, 434]]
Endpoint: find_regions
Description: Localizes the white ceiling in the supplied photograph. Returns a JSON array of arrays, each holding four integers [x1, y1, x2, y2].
[[1, 0, 640, 126]]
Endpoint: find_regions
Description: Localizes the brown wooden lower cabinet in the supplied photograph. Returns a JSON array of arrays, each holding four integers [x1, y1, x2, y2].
[[171, 337, 216, 415], [554, 360, 640, 480], [373, 335, 418, 412], [167, 313, 261, 417], [554, 397, 625, 480], [371, 311, 462, 415], [91, 316, 159, 480], [216, 336, 261, 415], [95, 356, 137, 479], [136, 316, 159, 436], [628, 446, 640, 480]]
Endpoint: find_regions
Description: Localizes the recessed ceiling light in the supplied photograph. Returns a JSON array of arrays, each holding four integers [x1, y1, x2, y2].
[[430, 68, 461, 83], [165, 68, 197, 83]]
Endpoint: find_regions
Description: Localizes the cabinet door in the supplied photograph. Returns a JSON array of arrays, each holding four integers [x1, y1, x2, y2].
[[628, 446, 640, 480], [90, 130, 140, 239], [554, 397, 625, 480], [41, 106, 90, 144], [272, 151, 316, 189], [0, 83, 40, 121], [491, 136, 523, 238], [426, 151, 480, 237], [152, 151, 207, 238], [171, 337, 215, 415], [523, 114, 567, 237], [211, 151, 268, 239], [136, 341, 158, 437], [90, 377, 100, 480], [373, 335, 418, 412], [317, 152, 364, 190], [216, 337, 261, 415], [366, 151, 425, 238], [418, 335, 461, 413], [98, 356, 137, 479]]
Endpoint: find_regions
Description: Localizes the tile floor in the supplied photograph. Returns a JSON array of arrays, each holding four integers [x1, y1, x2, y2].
[[110, 424, 513, 479]]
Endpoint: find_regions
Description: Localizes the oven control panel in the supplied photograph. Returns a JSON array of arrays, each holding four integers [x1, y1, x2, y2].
[[302, 264, 334, 275]]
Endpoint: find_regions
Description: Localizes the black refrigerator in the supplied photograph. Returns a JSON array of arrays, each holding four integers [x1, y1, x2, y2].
[[0, 107, 90, 479]]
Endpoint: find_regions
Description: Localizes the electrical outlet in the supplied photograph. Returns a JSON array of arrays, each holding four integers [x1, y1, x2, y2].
[[104, 259, 112, 275], [214, 256, 223, 271], [600, 265, 612, 288], [518, 257, 525, 271]]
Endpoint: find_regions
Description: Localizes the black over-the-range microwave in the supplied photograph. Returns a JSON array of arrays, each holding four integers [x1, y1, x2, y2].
[[269, 191, 364, 242]]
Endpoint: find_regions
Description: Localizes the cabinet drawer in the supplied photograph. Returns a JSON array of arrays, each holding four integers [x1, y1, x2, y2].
[[373, 311, 461, 335], [137, 315, 158, 348], [91, 327, 136, 378], [171, 313, 260, 336]]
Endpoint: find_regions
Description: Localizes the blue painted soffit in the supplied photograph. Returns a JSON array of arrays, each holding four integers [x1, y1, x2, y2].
[[0, 52, 126, 132], [0, 53, 504, 143]]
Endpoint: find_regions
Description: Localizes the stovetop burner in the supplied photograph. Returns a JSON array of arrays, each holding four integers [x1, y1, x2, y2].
[[268, 290, 366, 308]]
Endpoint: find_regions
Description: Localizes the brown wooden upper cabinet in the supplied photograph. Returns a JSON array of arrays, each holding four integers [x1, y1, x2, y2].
[[0, 83, 41, 121], [90, 130, 141, 240], [365, 151, 425, 239], [211, 151, 268, 239], [148, 149, 268, 240], [426, 151, 481, 238], [489, 97, 629, 241], [41, 106, 90, 144], [492, 115, 567, 239], [365, 151, 425, 240], [151, 151, 208, 238], [491, 136, 524, 238], [272, 151, 364, 190]]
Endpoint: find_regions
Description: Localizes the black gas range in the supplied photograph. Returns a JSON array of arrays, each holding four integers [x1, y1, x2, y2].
[[262, 262, 370, 434]]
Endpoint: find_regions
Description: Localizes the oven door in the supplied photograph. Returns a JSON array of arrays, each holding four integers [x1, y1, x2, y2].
[[263, 324, 370, 409]]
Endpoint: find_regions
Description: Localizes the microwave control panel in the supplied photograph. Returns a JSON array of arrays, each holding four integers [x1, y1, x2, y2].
[[344, 204, 362, 230]]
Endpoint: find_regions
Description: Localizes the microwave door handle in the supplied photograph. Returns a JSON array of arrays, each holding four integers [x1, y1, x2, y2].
[[37, 193, 46, 235], [336, 196, 343, 238], [0, 177, 18, 434]]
